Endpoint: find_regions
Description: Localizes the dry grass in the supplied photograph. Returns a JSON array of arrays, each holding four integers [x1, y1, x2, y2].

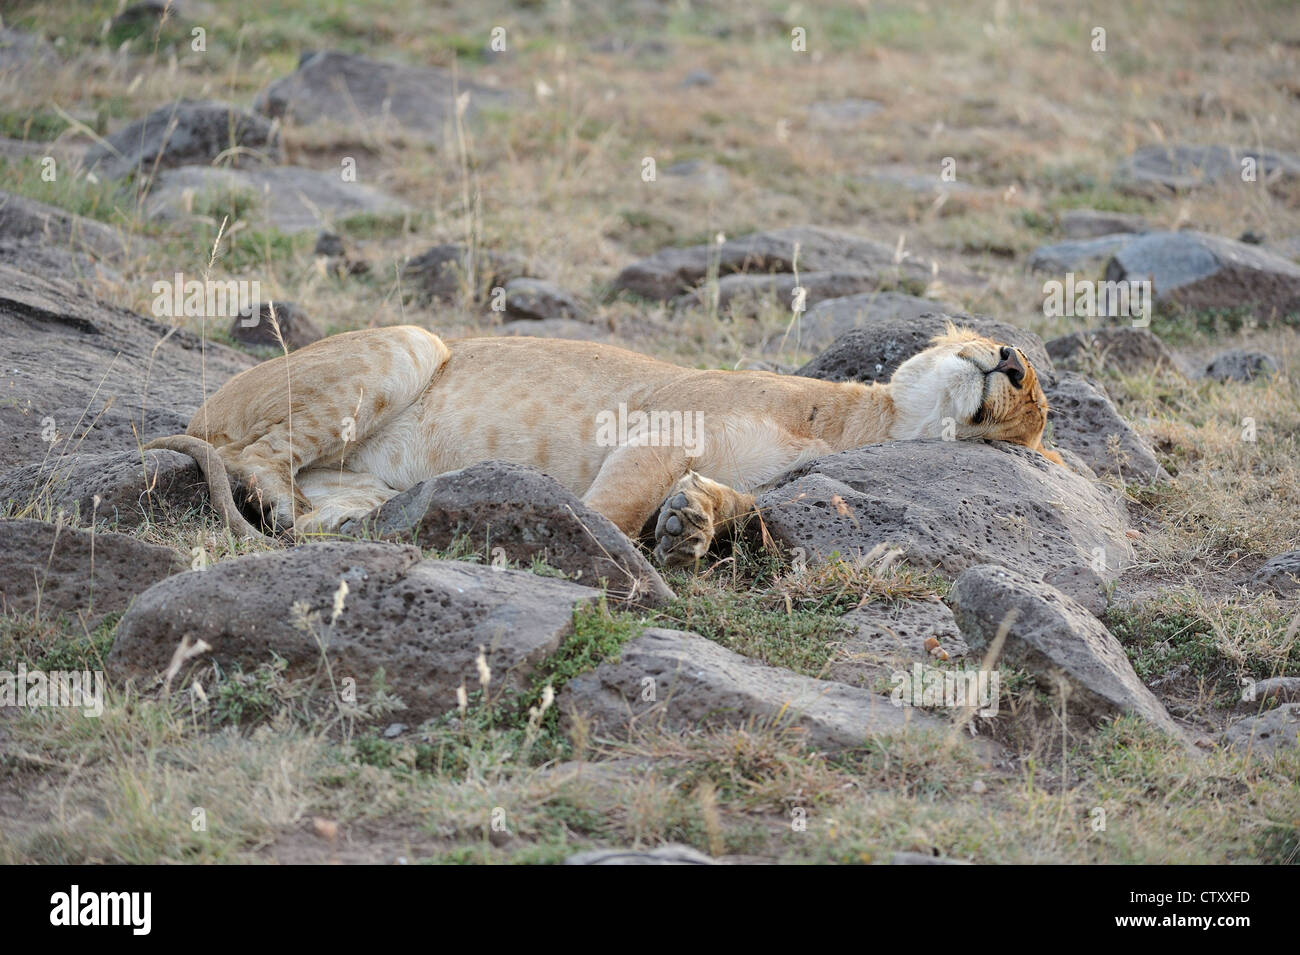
[[1, 0, 1298, 862]]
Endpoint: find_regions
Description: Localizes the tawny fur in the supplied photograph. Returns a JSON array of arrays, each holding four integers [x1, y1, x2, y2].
[[145, 323, 1060, 565]]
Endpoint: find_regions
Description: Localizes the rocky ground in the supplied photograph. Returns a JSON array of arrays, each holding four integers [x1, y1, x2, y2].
[[0, 0, 1298, 864]]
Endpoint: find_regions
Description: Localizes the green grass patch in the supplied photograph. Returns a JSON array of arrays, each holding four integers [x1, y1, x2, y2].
[[1106, 595, 1300, 704], [105, 12, 193, 50], [189, 183, 262, 224], [0, 156, 135, 226], [651, 579, 848, 677], [198, 223, 311, 273], [337, 209, 417, 239], [0, 108, 67, 141], [0, 610, 118, 672], [352, 598, 642, 777], [1147, 303, 1300, 344], [534, 598, 643, 694]]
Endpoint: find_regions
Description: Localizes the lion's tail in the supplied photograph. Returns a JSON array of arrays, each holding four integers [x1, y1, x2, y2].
[[142, 435, 268, 540]]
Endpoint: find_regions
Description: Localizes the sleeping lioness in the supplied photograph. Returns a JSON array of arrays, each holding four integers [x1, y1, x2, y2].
[[146, 322, 1061, 566]]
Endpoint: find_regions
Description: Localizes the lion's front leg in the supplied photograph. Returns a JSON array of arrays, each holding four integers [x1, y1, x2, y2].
[[581, 442, 690, 538], [653, 471, 755, 568]]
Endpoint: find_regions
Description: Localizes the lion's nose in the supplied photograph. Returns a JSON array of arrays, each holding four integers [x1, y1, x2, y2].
[[995, 346, 1025, 388]]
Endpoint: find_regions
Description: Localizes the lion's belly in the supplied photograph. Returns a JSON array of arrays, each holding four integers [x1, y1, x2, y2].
[[346, 399, 612, 497], [692, 416, 832, 491], [343, 396, 826, 500]]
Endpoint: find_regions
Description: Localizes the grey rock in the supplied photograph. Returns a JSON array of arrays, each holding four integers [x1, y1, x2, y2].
[[341, 461, 672, 607], [84, 101, 282, 181], [1028, 234, 1135, 274], [1058, 209, 1149, 240], [1115, 144, 1300, 193], [792, 310, 1053, 385], [0, 190, 131, 262], [144, 165, 410, 235], [769, 293, 964, 357], [0, 449, 208, 529], [0, 28, 56, 75], [829, 599, 969, 688], [566, 844, 715, 865], [254, 50, 517, 144], [229, 301, 324, 352], [1269, 236, 1300, 262], [1204, 349, 1278, 382], [682, 274, 921, 320], [313, 231, 369, 277], [0, 263, 254, 475], [1052, 446, 1099, 481], [614, 226, 937, 301], [558, 628, 946, 749], [403, 243, 531, 304], [843, 599, 966, 657], [1249, 677, 1300, 705], [681, 70, 715, 88], [313, 231, 348, 257], [809, 99, 883, 128], [948, 564, 1182, 736], [0, 240, 123, 294], [1042, 564, 1108, 618], [110, 541, 602, 720], [382, 722, 408, 738], [753, 440, 1132, 582], [0, 518, 186, 624], [1045, 327, 1179, 375], [1252, 551, 1300, 596], [1105, 231, 1300, 318], [0, 189, 131, 293], [503, 277, 586, 321], [1222, 704, 1300, 757], [1043, 372, 1167, 483]]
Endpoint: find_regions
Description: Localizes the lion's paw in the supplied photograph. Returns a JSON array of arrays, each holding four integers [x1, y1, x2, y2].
[[653, 472, 719, 568]]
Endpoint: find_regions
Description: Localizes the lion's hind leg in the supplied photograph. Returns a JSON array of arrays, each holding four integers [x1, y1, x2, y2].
[[292, 468, 399, 536], [196, 326, 449, 533]]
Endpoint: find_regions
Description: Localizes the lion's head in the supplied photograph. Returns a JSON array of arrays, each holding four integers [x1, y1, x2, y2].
[[887, 324, 1062, 464]]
